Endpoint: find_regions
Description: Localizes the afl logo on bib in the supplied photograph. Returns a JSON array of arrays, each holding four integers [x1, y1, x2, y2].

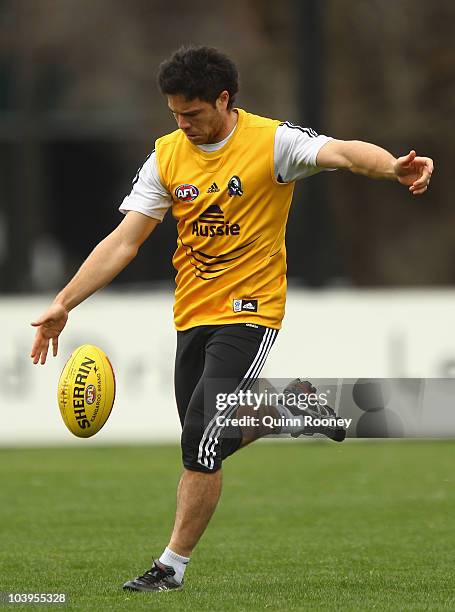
[[175, 184, 199, 202]]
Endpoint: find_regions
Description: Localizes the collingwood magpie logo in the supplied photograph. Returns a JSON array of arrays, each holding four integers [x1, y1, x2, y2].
[[192, 205, 240, 237], [228, 175, 243, 197]]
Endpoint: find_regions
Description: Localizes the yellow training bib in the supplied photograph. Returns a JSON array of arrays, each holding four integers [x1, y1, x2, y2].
[[155, 108, 295, 330]]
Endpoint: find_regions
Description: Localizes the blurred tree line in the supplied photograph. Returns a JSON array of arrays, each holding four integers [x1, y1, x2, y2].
[[0, 0, 453, 292]]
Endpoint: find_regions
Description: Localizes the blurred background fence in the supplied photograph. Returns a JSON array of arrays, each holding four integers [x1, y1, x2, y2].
[[0, 0, 453, 293], [3, 289, 455, 445]]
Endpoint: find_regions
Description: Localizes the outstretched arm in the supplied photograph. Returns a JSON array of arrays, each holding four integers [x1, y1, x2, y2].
[[30, 211, 159, 364], [316, 139, 433, 195]]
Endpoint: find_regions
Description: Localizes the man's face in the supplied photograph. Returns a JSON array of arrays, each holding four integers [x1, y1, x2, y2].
[[167, 93, 228, 145]]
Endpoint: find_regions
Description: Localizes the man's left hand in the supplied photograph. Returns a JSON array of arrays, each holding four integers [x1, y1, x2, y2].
[[394, 150, 434, 195]]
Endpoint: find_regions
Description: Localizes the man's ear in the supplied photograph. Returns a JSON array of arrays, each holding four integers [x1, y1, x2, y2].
[[217, 90, 230, 110]]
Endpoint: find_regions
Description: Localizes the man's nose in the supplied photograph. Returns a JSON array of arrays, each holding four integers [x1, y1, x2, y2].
[[177, 115, 191, 131]]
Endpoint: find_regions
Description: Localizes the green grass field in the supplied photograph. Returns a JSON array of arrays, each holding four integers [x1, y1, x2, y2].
[[1, 440, 454, 611]]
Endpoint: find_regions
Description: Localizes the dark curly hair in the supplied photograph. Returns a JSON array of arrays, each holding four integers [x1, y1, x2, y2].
[[157, 45, 239, 109]]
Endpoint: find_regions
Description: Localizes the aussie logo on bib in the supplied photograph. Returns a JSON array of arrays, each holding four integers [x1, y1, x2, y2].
[[192, 205, 240, 237], [233, 299, 258, 313]]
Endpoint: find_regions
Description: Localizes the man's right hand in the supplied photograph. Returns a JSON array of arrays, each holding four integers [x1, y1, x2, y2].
[[30, 303, 69, 365], [29, 212, 159, 366]]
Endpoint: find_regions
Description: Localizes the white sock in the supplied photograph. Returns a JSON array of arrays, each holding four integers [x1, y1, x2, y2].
[[274, 403, 305, 435], [159, 547, 190, 584]]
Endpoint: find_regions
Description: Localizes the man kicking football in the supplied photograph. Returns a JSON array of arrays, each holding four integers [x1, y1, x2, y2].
[[30, 45, 433, 592]]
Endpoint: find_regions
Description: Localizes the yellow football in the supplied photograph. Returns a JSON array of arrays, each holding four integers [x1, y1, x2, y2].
[[57, 344, 116, 438]]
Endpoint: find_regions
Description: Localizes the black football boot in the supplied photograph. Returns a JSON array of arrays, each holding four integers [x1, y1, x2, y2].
[[123, 560, 183, 592], [281, 378, 346, 442]]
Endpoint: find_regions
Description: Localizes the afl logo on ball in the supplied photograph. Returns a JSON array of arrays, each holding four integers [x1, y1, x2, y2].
[[175, 184, 199, 202], [85, 384, 97, 405]]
